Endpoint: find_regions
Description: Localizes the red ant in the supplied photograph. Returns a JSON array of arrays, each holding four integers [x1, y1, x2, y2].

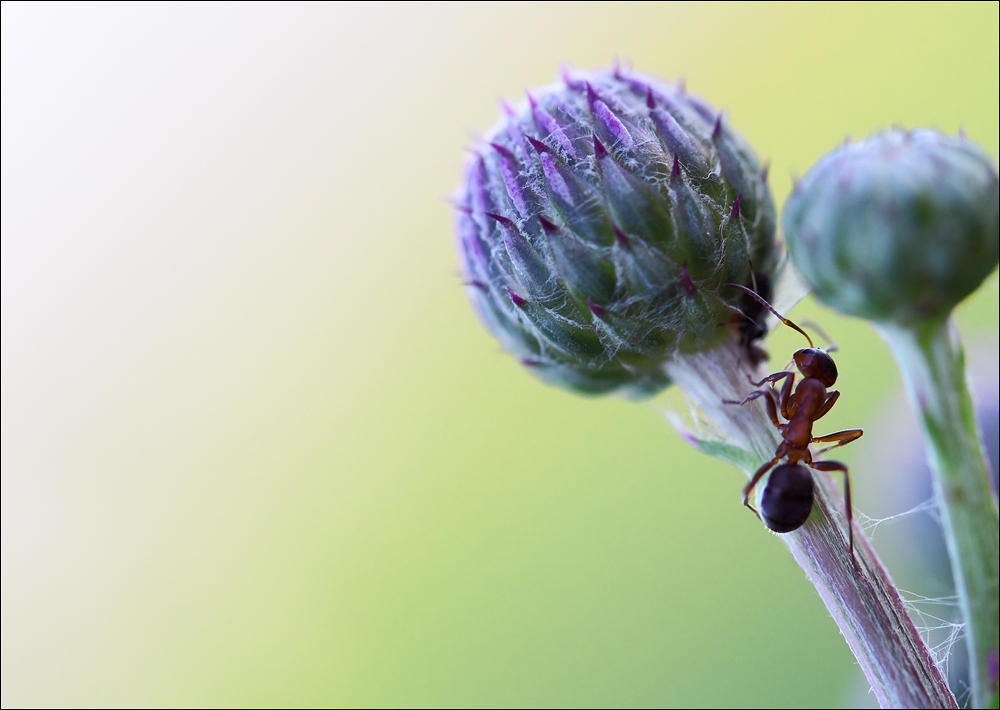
[[724, 284, 863, 571]]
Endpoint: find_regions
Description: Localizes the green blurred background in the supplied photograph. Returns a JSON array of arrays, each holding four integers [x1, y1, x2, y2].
[[2, 3, 997, 706]]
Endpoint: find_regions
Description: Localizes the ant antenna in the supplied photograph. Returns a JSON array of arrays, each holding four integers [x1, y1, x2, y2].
[[799, 319, 838, 352], [725, 283, 814, 348]]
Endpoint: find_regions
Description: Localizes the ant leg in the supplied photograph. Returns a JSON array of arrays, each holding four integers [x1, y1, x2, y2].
[[812, 390, 840, 421], [777, 372, 796, 420], [743, 457, 780, 520], [813, 428, 863, 455], [723, 389, 781, 428], [748, 370, 793, 388], [810, 460, 858, 575], [745, 371, 797, 419]]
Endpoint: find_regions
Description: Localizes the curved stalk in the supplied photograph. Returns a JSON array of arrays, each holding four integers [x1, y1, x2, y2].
[[664, 340, 957, 709], [874, 318, 1000, 709]]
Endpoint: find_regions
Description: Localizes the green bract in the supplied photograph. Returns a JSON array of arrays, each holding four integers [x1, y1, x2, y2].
[[783, 129, 999, 324], [454, 67, 777, 396]]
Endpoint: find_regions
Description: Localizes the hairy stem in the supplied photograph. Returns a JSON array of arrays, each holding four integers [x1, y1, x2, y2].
[[664, 339, 957, 709], [875, 318, 1000, 709]]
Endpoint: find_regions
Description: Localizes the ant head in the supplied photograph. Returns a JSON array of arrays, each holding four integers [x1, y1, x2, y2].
[[793, 348, 838, 387]]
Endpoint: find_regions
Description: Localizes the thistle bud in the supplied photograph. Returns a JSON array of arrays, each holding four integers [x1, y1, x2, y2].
[[454, 67, 777, 396], [783, 129, 999, 324]]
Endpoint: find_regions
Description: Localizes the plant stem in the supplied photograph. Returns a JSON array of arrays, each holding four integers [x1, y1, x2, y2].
[[664, 339, 957, 709], [875, 318, 1000, 709]]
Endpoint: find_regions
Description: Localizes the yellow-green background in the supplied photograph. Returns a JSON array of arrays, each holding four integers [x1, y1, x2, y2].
[[2, 3, 997, 706]]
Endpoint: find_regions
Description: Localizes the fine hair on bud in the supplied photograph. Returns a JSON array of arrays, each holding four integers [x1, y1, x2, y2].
[[454, 66, 778, 396]]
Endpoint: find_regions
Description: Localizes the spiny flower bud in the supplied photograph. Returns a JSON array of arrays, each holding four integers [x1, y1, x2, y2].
[[783, 129, 999, 324], [454, 67, 777, 396]]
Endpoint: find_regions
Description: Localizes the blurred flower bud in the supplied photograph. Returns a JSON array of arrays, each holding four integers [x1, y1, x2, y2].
[[783, 129, 999, 325], [454, 67, 777, 396]]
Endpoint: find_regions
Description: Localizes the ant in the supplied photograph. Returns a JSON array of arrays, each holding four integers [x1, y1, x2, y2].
[[723, 284, 864, 571]]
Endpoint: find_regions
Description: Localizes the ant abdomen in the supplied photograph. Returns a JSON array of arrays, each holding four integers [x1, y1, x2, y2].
[[760, 463, 815, 533]]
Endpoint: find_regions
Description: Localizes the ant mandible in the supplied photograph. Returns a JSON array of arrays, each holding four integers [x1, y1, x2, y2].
[[724, 284, 864, 571]]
